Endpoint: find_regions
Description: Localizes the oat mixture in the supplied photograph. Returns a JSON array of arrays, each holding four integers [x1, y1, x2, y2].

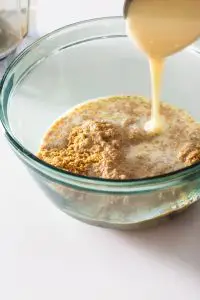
[[37, 96, 200, 179]]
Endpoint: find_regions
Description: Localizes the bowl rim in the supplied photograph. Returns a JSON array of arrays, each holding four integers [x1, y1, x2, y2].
[[1, 15, 200, 189]]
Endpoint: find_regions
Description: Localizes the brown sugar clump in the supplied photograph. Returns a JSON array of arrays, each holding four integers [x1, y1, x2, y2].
[[123, 117, 157, 144], [178, 142, 200, 166], [37, 148, 101, 175], [124, 118, 147, 143], [189, 126, 200, 143], [127, 125, 146, 142], [38, 120, 126, 178]]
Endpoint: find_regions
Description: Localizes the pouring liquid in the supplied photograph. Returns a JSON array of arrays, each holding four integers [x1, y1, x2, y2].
[[126, 0, 200, 133]]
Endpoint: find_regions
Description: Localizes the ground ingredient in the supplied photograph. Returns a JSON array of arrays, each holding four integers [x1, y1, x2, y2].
[[39, 121, 127, 179], [38, 96, 200, 179], [178, 142, 200, 166]]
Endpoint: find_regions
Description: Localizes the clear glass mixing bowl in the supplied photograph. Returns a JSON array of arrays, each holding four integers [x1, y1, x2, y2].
[[1, 17, 200, 229]]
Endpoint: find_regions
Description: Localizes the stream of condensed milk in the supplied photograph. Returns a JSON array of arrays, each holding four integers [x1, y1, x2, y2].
[[126, 0, 200, 133]]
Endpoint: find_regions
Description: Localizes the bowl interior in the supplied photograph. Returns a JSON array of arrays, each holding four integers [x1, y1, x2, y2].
[[3, 17, 200, 154]]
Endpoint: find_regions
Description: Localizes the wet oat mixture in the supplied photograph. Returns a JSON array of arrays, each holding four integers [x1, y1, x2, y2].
[[37, 96, 200, 180]]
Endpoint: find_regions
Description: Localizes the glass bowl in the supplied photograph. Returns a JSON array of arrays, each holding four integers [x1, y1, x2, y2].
[[1, 17, 200, 230]]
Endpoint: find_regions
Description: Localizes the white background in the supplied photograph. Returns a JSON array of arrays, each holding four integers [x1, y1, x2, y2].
[[1, 0, 200, 299], [32, 0, 123, 35]]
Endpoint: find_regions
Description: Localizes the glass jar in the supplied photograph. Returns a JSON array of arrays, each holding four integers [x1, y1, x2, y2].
[[20, 0, 29, 38], [0, 0, 29, 59]]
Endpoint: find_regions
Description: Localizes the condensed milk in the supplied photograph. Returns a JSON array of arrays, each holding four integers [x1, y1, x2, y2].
[[125, 0, 200, 132]]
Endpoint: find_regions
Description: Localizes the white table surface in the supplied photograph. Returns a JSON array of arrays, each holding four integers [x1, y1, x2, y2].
[[1, 1, 200, 299]]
